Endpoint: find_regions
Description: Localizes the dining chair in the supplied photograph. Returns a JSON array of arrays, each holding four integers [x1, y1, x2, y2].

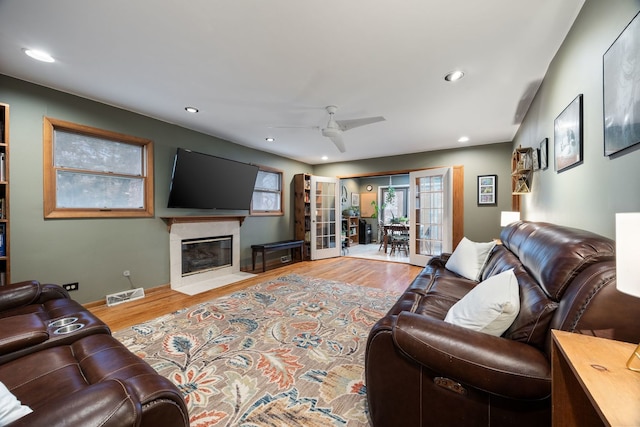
[[389, 224, 409, 255], [378, 220, 386, 251]]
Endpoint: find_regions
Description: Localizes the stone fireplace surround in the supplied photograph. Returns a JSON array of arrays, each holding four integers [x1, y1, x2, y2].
[[164, 216, 255, 296]]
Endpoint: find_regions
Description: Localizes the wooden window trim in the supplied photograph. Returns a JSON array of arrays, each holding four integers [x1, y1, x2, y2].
[[43, 117, 154, 218], [250, 165, 284, 217]]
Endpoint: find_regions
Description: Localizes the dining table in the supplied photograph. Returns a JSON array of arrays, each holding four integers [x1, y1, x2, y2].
[[382, 223, 410, 253]]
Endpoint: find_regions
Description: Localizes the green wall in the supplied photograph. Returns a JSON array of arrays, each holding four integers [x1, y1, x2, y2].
[[0, 75, 311, 302], [0, 75, 516, 303], [316, 142, 514, 242], [514, 0, 640, 238]]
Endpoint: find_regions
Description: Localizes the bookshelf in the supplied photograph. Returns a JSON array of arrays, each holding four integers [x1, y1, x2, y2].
[[294, 173, 312, 260], [343, 216, 359, 247], [0, 102, 9, 286]]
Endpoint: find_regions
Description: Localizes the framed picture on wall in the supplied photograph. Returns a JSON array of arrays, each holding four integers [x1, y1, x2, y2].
[[351, 192, 360, 209], [554, 94, 583, 173], [477, 175, 497, 206], [539, 138, 549, 170], [603, 10, 640, 156]]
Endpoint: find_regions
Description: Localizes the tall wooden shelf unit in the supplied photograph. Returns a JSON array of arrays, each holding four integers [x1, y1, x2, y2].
[[0, 103, 10, 285], [294, 173, 312, 260], [511, 146, 533, 211], [343, 216, 359, 247]]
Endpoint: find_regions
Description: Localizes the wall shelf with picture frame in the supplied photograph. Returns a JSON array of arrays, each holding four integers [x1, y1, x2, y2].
[[511, 146, 533, 196]]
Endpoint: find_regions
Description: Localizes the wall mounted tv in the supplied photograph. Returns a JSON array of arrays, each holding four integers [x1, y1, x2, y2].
[[167, 148, 259, 210]]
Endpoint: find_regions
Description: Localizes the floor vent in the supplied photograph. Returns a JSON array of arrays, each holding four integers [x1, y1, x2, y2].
[[106, 288, 145, 307]]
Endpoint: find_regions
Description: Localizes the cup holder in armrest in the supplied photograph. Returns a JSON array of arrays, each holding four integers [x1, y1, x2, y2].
[[48, 317, 78, 328], [54, 323, 85, 335]]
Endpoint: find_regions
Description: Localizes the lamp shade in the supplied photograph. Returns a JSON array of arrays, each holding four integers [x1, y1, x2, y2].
[[500, 211, 520, 227], [616, 212, 640, 298]]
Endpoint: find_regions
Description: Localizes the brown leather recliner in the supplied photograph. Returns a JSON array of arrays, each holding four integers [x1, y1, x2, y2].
[[0, 280, 189, 426], [0, 280, 111, 363], [366, 221, 640, 427]]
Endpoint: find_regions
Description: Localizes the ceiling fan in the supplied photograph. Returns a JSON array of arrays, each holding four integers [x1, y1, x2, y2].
[[275, 105, 385, 153], [320, 105, 385, 152]]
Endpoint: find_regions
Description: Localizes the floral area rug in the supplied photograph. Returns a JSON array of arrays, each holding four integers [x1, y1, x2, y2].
[[113, 274, 401, 427]]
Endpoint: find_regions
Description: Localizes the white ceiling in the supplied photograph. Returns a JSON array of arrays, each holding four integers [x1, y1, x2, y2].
[[0, 0, 584, 165]]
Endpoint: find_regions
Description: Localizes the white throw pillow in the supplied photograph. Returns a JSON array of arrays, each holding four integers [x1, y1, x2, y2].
[[444, 269, 520, 336], [0, 382, 32, 426], [445, 237, 496, 281]]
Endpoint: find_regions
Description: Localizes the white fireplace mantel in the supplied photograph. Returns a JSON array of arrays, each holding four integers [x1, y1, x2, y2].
[[166, 216, 254, 295], [161, 215, 246, 232]]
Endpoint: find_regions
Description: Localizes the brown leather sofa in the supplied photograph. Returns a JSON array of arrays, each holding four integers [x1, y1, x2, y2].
[[366, 221, 640, 427], [0, 280, 189, 426]]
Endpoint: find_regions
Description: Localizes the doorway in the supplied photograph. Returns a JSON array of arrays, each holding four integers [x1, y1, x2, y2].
[[339, 166, 463, 266]]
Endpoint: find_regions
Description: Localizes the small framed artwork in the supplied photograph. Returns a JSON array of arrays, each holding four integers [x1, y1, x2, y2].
[[539, 138, 549, 170], [351, 192, 360, 208], [477, 175, 497, 206], [532, 149, 540, 171], [603, 10, 640, 156], [554, 94, 583, 173]]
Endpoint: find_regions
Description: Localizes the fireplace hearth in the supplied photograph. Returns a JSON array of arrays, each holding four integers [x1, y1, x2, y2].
[[168, 218, 255, 295]]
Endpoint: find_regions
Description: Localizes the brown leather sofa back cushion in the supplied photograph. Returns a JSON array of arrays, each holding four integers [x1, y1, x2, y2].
[[482, 246, 557, 349], [499, 221, 615, 300]]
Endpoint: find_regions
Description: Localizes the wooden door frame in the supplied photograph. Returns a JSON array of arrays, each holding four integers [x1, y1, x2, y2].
[[338, 165, 464, 250]]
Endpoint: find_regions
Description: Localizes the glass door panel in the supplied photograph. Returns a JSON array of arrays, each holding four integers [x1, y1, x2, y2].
[[310, 176, 340, 260], [409, 167, 452, 267]]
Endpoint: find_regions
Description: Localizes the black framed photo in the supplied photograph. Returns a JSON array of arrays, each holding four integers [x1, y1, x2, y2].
[[477, 175, 497, 206], [554, 94, 583, 173], [539, 138, 548, 170], [603, 10, 640, 156]]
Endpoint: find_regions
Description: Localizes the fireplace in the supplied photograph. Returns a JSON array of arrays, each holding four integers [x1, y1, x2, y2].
[[167, 217, 255, 295], [182, 235, 232, 276]]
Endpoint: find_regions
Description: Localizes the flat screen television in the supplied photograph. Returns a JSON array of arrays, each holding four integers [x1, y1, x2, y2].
[[167, 148, 259, 210]]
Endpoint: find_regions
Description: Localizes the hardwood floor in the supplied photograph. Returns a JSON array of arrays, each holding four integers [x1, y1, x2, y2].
[[88, 258, 422, 332]]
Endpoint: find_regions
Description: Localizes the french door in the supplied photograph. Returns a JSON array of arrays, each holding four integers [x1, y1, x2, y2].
[[310, 175, 341, 260], [409, 167, 453, 267]]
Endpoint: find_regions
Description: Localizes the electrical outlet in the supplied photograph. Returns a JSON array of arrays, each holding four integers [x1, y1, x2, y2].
[[123, 270, 131, 277], [63, 282, 79, 292], [280, 255, 292, 263]]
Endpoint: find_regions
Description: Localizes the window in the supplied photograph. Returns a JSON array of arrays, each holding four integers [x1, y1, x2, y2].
[[250, 166, 283, 216], [381, 186, 409, 223], [43, 117, 154, 218]]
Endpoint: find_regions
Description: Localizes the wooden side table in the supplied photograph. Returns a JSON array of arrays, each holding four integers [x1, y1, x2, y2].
[[551, 330, 640, 426]]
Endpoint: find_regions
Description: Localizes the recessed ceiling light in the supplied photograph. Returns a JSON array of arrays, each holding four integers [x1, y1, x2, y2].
[[321, 156, 329, 161], [23, 48, 55, 63], [265, 137, 275, 142], [458, 136, 470, 143], [444, 70, 465, 82], [185, 107, 199, 113]]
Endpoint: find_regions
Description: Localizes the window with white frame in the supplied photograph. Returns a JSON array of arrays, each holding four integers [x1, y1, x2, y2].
[[381, 186, 409, 223], [251, 166, 283, 216], [43, 117, 154, 218]]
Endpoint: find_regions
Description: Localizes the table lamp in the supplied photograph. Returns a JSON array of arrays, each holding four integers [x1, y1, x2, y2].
[[616, 212, 640, 372], [500, 211, 520, 227]]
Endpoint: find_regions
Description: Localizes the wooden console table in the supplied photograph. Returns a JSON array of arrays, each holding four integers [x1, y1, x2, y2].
[[551, 330, 640, 426], [251, 240, 304, 272]]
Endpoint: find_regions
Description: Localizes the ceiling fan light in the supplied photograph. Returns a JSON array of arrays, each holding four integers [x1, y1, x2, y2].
[[23, 48, 55, 63], [444, 70, 464, 82]]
